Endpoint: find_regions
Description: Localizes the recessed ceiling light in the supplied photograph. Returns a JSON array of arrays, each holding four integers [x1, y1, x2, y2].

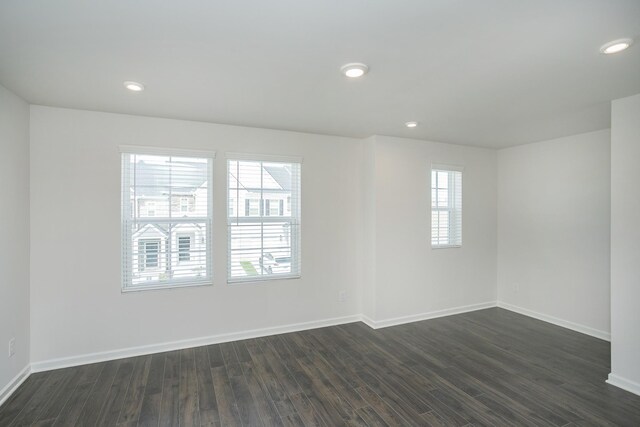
[[340, 63, 369, 78], [405, 121, 418, 128], [600, 38, 633, 54], [124, 81, 145, 92]]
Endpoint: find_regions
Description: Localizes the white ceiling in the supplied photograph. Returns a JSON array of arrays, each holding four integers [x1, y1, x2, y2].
[[1, 1, 639, 148]]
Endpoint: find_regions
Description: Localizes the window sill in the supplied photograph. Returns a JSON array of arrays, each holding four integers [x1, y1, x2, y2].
[[228, 275, 301, 285], [122, 280, 212, 293], [431, 245, 462, 250]]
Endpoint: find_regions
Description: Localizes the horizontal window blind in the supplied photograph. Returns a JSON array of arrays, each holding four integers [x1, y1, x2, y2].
[[227, 158, 301, 283], [121, 151, 213, 291], [431, 167, 462, 248]]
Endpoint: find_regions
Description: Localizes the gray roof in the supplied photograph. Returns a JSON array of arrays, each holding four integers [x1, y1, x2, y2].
[[263, 164, 291, 191], [135, 160, 207, 197]]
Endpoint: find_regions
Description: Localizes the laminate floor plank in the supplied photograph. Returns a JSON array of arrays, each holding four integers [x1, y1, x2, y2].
[[356, 405, 389, 427], [195, 346, 220, 426], [33, 364, 99, 426], [52, 380, 97, 426], [75, 359, 122, 426], [245, 341, 298, 417], [9, 368, 72, 426], [220, 342, 243, 379], [0, 372, 50, 426], [2, 308, 640, 426], [211, 366, 242, 427], [354, 385, 412, 426], [288, 392, 326, 427], [117, 355, 152, 426], [158, 351, 181, 427], [178, 348, 201, 427], [239, 360, 284, 427], [136, 353, 166, 427], [94, 357, 136, 426], [295, 355, 367, 426]]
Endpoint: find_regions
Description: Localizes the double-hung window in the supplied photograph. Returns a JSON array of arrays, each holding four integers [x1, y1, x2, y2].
[[121, 147, 214, 291], [431, 164, 463, 248], [227, 154, 301, 282]]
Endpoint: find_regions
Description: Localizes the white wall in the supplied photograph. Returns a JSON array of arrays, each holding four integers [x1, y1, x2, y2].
[[367, 136, 498, 323], [0, 85, 30, 396], [29, 106, 364, 364], [25, 103, 624, 378], [359, 137, 377, 320], [609, 93, 640, 394], [497, 130, 611, 338]]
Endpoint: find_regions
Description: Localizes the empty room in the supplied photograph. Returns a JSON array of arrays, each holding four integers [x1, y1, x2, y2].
[[1, 1, 640, 426]]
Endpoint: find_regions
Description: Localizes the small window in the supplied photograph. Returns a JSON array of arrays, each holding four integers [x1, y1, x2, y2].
[[266, 199, 281, 216], [121, 148, 214, 291], [246, 199, 261, 216], [139, 239, 160, 271], [146, 201, 156, 217], [178, 235, 191, 261], [180, 197, 189, 213], [227, 156, 301, 283], [431, 165, 462, 248]]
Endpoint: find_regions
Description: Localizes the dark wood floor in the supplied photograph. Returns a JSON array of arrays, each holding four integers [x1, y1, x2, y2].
[[2, 308, 640, 426]]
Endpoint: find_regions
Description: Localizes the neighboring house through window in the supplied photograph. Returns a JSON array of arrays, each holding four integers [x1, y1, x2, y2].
[[227, 154, 302, 282], [121, 147, 215, 291], [431, 164, 463, 248]]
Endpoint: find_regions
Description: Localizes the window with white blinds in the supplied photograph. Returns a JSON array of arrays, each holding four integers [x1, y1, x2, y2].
[[227, 156, 301, 283], [431, 165, 462, 248], [121, 147, 214, 291]]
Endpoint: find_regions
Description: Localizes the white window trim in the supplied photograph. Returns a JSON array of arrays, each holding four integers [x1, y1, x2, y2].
[[431, 163, 463, 249], [121, 148, 215, 292], [120, 145, 217, 159], [226, 151, 303, 164], [226, 156, 302, 284]]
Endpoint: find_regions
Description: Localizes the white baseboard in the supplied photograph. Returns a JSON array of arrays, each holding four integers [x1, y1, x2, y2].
[[30, 301, 501, 372], [497, 301, 611, 341], [0, 365, 31, 407], [607, 373, 640, 397], [361, 315, 377, 329], [31, 314, 361, 372], [362, 301, 497, 329]]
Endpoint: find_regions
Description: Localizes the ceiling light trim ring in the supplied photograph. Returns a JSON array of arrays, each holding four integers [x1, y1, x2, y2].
[[600, 38, 633, 54], [124, 81, 145, 91], [340, 63, 369, 78]]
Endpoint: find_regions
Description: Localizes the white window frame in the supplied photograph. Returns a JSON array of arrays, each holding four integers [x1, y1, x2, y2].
[[431, 163, 463, 249], [121, 146, 215, 292], [226, 152, 302, 284]]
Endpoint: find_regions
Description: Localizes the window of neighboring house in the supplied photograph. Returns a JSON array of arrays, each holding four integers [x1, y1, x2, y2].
[[431, 165, 463, 248], [121, 147, 215, 291], [229, 198, 235, 217], [227, 155, 302, 283], [266, 199, 282, 216], [146, 201, 156, 217], [180, 197, 189, 213], [139, 239, 160, 271], [245, 199, 261, 216], [178, 235, 191, 262]]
